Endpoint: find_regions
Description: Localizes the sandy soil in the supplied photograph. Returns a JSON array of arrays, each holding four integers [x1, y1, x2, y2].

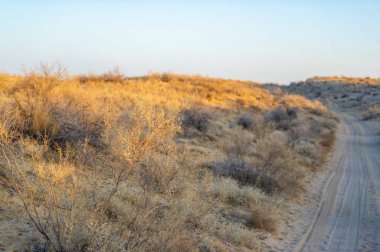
[[264, 112, 380, 252]]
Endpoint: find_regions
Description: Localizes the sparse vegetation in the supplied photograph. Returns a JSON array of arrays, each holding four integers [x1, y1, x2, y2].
[[0, 66, 337, 251], [362, 104, 380, 120], [305, 76, 380, 85], [287, 76, 380, 121]]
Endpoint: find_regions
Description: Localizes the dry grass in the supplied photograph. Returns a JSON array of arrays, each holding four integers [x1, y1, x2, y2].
[[305, 76, 380, 85], [0, 65, 337, 251]]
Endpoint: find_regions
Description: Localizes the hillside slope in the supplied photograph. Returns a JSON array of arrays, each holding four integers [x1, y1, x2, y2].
[[0, 68, 337, 251]]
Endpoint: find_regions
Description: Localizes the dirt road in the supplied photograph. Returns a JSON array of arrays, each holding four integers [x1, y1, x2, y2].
[[299, 115, 380, 251]]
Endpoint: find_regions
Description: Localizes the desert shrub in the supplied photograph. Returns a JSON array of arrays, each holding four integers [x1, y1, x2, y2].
[[309, 119, 333, 137], [102, 67, 124, 83], [264, 107, 298, 131], [214, 129, 278, 193], [181, 108, 210, 135], [254, 133, 305, 196], [214, 158, 278, 194], [214, 223, 257, 248], [220, 128, 254, 160], [11, 64, 65, 140], [215, 178, 280, 234], [77, 67, 124, 83], [8, 65, 105, 151], [363, 104, 380, 120], [249, 199, 280, 233], [139, 149, 181, 194], [293, 140, 319, 164], [0, 110, 18, 145], [1, 145, 112, 251], [215, 158, 256, 184], [160, 72, 174, 82], [0, 100, 206, 252], [236, 114, 256, 131], [54, 108, 105, 148], [286, 123, 310, 144]]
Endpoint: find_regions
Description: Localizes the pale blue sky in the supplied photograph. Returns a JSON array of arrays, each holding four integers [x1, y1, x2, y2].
[[1, 1, 379, 84]]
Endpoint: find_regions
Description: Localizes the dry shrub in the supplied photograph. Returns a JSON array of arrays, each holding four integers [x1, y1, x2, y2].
[[220, 128, 254, 160], [0, 98, 207, 251], [77, 67, 124, 83], [140, 151, 181, 194], [181, 108, 211, 136], [160, 72, 174, 83], [0, 110, 18, 145], [363, 104, 380, 120], [215, 178, 280, 234], [11, 64, 66, 140], [2, 144, 113, 251], [293, 140, 319, 166], [7, 64, 105, 152], [215, 158, 254, 185], [249, 199, 280, 233], [147, 72, 176, 83], [264, 107, 298, 131], [214, 129, 279, 194], [212, 221, 257, 249], [309, 119, 334, 137], [236, 114, 256, 131], [107, 100, 181, 167], [214, 159, 278, 194], [320, 135, 335, 149], [254, 133, 305, 196]]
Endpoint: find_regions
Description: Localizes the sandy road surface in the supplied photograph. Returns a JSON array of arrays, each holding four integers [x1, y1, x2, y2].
[[299, 115, 380, 252]]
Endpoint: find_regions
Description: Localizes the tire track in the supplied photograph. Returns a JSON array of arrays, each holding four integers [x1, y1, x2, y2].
[[298, 115, 379, 252]]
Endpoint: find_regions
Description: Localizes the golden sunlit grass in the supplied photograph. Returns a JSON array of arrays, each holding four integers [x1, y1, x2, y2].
[[74, 72, 326, 111], [0, 65, 337, 251]]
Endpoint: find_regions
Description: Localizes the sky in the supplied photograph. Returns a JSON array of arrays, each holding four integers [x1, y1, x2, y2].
[[0, 1, 379, 84]]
